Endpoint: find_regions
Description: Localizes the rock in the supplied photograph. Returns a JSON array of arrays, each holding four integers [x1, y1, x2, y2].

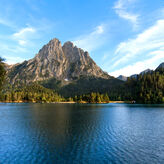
[[7, 38, 110, 84], [117, 75, 127, 81]]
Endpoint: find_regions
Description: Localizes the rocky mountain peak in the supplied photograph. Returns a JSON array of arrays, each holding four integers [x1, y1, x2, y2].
[[36, 38, 65, 62], [7, 38, 110, 84], [63, 41, 74, 48], [39, 38, 62, 53]]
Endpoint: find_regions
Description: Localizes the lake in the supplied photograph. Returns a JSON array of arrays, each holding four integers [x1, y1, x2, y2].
[[0, 103, 164, 164]]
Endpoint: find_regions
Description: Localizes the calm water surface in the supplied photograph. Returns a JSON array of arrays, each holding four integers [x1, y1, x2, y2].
[[0, 103, 164, 164]]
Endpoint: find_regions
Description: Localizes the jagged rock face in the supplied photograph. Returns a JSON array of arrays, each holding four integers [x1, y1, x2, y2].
[[7, 38, 109, 84], [62, 41, 108, 79]]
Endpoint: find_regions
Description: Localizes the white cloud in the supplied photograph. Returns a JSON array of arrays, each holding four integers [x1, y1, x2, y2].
[[13, 27, 35, 37], [115, 10, 138, 26], [114, 0, 139, 29], [0, 42, 27, 54], [0, 41, 28, 65], [73, 24, 106, 52], [4, 56, 26, 65], [111, 19, 164, 69], [18, 40, 27, 46], [109, 50, 164, 77], [96, 25, 104, 34], [13, 26, 36, 46]]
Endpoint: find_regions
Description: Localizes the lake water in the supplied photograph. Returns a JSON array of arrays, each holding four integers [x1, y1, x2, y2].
[[0, 103, 164, 164]]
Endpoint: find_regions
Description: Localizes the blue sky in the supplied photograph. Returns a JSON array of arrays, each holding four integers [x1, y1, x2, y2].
[[0, 0, 164, 77]]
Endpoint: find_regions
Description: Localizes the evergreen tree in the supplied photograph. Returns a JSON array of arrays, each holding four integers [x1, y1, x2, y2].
[[126, 69, 164, 104], [0, 57, 6, 91]]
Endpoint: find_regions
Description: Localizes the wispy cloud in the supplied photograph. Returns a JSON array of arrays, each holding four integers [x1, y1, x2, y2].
[[73, 24, 107, 52], [111, 19, 164, 69], [114, 0, 139, 29], [0, 43, 27, 54], [110, 50, 164, 77], [107, 19, 164, 77], [0, 16, 55, 65], [0, 41, 28, 65], [4, 56, 26, 65], [12, 26, 36, 46]]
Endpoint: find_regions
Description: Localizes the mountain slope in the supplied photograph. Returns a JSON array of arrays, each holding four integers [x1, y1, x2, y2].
[[140, 69, 152, 75], [117, 75, 127, 81], [156, 62, 164, 70], [126, 65, 164, 103], [39, 76, 124, 98], [7, 38, 109, 85]]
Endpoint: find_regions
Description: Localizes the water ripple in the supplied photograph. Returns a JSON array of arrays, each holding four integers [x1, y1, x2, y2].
[[0, 103, 164, 163]]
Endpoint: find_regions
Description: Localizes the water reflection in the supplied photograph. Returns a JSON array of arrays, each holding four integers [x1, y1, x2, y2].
[[0, 103, 164, 163]]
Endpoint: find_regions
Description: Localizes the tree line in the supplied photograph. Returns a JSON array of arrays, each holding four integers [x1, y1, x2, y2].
[[0, 84, 64, 103], [0, 57, 163, 104], [0, 58, 6, 91], [70, 92, 110, 103], [126, 68, 164, 104]]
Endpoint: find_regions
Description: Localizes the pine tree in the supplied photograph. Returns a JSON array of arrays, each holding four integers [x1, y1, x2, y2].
[[0, 57, 6, 91]]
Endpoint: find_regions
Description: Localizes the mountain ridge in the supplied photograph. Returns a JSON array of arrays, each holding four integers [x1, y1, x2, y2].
[[7, 38, 110, 85], [117, 64, 163, 81], [156, 62, 164, 70]]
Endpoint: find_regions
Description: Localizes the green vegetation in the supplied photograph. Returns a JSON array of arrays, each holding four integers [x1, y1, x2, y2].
[[2, 70, 164, 104], [126, 68, 164, 104], [0, 84, 63, 103], [72, 92, 110, 103], [0, 83, 110, 103], [0, 57, 6, 91], [58, 76, 125, 99], [0, 58, 163, 104]]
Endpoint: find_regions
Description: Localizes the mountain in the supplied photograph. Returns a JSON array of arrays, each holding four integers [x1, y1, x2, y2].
[[156, 62, 164, 70], [40, 76, 124, 97], [126, 64, 164, 104], [130, 74, 137, 79], [129, 69, 153, 79], [7, 38, 110, 85], [140, 69, 152, 75], [129, 63, 164, 79], [117, 68, 153, 81], [117, 75, 127, 81], [5, 38, 126, 98]]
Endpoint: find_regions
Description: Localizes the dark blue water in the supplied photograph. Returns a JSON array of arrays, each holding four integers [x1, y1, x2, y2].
[[0, 103, 164, 164]]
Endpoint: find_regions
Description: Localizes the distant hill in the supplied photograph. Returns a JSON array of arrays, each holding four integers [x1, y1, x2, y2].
[[126, 63, 164, 103], [117, 64, 162, 81], [39, 76, 124, 97], [140, 69, 153, 75], [130, 69, 153, 79], [117, 75, 127, 81], [156, 62, 164, 70]]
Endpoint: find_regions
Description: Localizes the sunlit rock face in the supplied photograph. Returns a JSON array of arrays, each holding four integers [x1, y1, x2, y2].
[[7, 38, 109, 84]]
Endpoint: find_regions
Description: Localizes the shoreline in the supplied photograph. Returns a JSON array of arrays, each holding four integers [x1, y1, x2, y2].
[[0, 101, 133, 104]]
